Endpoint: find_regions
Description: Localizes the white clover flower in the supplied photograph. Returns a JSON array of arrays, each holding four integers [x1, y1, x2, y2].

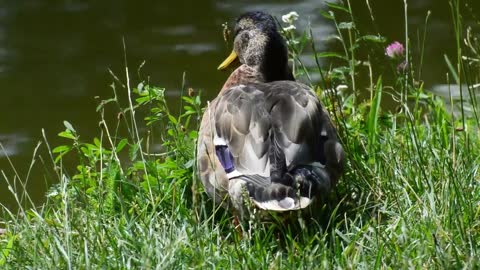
[[283, 25, 296, 32], [286, 39, 300, 46], [336, 84, 348, 92], [281, 11, 299, 24]]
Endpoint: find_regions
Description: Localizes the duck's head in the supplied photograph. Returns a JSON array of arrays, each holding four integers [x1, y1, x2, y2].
[[218, 11, 294, 82]]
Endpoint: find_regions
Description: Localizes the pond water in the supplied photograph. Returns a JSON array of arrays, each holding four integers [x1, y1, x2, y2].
[[0, 0, 478, 209]]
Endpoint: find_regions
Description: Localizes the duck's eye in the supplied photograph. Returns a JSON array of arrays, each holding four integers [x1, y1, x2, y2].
[[239, 31, 251, 45]]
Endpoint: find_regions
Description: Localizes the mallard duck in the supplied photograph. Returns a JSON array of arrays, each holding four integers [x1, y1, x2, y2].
[[197, 11, 344, 217]]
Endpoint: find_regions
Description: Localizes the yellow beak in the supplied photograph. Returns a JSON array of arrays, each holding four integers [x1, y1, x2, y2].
[[217, 50, 238, 70]]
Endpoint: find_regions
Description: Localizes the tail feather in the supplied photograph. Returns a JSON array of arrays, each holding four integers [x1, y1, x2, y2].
[[236, 164, 332, 211], [268, 129, 287, 182], [216, 140, 334, 212]]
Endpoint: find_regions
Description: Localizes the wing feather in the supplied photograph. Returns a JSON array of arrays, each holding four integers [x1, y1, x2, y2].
[[214, 85, 271, 176], [213, 81, 340, 174], [198, 80, 343, 211]]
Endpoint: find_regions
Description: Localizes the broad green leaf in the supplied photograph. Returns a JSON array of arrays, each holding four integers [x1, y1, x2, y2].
[[189, 130, 198, 139], [444, 54, 460, 84], [129, 142, 140, 161], [184, 159, 195, 169], [137, 82, 144, 92], [168, 114, 178, 125], [136, 96, 150, 104], [320, 10, 334, 20], [63, 121, 76, 133], [182, 96, 193, 103], [58, 130, 76, 140], [94, 137, 101, 148], [326, 1, 349, 13], [0, 234, 16, 266], [367, 77, 383, 152], [52, 145, 71, 154], [116, 138, 128, 153]]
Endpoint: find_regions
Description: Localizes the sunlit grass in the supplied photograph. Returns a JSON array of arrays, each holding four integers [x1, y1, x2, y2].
[[1, 1, 480, 269]]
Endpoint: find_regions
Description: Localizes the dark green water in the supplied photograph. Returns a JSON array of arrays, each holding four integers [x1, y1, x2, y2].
[[0, 0, 477, 209]]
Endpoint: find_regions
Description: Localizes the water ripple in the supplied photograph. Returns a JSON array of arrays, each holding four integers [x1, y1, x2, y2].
[[0, 133, 29, 158]]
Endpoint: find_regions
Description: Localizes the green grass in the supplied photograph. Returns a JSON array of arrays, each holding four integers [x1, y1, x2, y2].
[[1, 1, 480, 269]]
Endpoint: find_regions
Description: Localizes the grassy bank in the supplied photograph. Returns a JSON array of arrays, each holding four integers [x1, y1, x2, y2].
[[1, 1, 480, 268]]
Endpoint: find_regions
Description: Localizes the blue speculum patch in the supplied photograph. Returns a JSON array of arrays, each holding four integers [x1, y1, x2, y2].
[[215, 145, 235, 173]]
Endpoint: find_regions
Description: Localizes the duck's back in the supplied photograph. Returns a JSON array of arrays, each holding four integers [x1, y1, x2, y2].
[[214, 81, 335, 173], [197, 80, 343, 211]]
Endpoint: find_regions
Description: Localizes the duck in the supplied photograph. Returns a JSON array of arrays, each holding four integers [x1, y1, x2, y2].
[[197, 11, 345, 218]]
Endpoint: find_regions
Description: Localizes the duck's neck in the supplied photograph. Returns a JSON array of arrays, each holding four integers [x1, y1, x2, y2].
[[220, 63, 294, 94], [260, 60, 294, 82], [259, 32, 294, 82], [220, 65, 263, 93], [220, 55, 294, 94]]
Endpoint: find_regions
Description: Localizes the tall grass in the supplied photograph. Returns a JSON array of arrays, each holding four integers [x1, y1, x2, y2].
[[1, 1, 480, 268]]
